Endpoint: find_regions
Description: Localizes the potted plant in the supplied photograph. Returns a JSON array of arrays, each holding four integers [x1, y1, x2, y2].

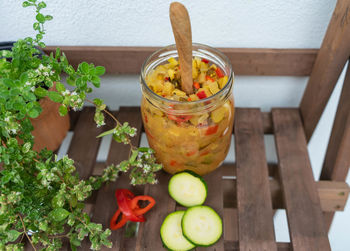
[[0, 1, 162, 250]]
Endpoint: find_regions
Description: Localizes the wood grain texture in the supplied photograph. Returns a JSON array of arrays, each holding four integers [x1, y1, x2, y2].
[[135, 171, 176, 251], [197, 167, 225, 251], [234, 108, 277, 251], [272, 108, 331, 251], [43, 46, 318, 76], [300, 0, 350, 140], [79, 107, 144, 251], [320, 60, 350, 230], [224, 241, 291, 251], [67, 107, 103, 179], [169, 2, 193, 94]]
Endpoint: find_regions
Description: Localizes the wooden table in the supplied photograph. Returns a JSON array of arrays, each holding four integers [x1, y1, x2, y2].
[[37, 106, 348, 251]]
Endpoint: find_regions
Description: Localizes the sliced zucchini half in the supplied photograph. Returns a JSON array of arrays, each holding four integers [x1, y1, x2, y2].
[[168, 170, 207, 207], [182, 205, 222, 246], [160, 211, 195, 251]]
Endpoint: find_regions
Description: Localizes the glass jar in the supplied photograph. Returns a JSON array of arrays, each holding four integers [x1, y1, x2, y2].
[[140, 43, 234, 175]]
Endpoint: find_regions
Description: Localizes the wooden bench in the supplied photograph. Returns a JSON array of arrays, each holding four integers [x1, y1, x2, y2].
[[31, 0, 349, 250]]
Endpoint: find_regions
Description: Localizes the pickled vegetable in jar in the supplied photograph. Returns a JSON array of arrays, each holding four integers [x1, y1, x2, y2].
[[140, 43, 234, 175]]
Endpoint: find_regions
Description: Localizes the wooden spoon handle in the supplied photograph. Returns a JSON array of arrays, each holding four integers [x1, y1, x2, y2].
[[169, 2, 193, 95]]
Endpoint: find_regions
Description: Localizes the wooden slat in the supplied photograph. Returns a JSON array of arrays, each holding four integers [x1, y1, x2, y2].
[[223, 208, 238, 242], [66, 107, 103, 179], [44, 46, 318, 76], [234, 108, 277, 251], [68, 109, 81, 131], [135, 172, 176, 251], [79, 107, 144, 251], [320, 61, 350, 230], [300, 0, 350, 140], [224, 241, 291, 251], [223, 177, 349, 212], [272, 108, 331, 251], [197, 167, 225, 251]]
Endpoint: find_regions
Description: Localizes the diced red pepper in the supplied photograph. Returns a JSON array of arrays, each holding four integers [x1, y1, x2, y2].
[[130, 196, 156, 216], [196, 91, 207, 99], [206, 75, 214, 82], [167, 114, 192, 123], [215, 67, 225, 78], [170, 160, 177, 166], [144, 114, 148, 123], [193, 82, 200, 89], [165, 77, 170, 81], [199, 149, 210, 156], [201, 58, 209, 64], [115, 189, 145, 222], [205, 124, 219, 135], [186, 150, 197, 157], [145, 129, 154, 139], [187, 97, 192, 101]]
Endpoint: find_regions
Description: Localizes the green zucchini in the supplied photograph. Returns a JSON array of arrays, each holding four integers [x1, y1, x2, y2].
[[181, 205, 222, 246], [168, 170, 207, 207], [160, 211, 195, 251]]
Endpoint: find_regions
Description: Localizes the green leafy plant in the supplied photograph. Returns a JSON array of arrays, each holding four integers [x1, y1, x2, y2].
[[0, 1, 162, 250]]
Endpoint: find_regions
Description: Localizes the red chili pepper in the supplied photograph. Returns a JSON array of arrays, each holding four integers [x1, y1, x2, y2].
[[110, 189, 156, 230], [110, 209, 128, 230], [215, 67, 225, 78], [115, 189, 145, 222], [205, 124, 219, 135], [130, 196, 156, 216], [165, 77, 170, 81], [206, 75, 214, 82], [196, 91, 207, 99], [193, 82, 200, 89], [201, 58, 209, 64], [170, 160, 177, 166]]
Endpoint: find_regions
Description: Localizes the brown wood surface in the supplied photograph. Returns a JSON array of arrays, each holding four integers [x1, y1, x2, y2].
[[320, 60, 350, 230], [135, 171, 176, 251], [79, 107, 144, 251], [197, 166, 225, 251], [224, 241, 291, 251], [272, 108, 331, 251], [44, 46, 318, 76], [66, 107, 103, 180], [300, 0, 350, 140], [234, 108, 277, 251]]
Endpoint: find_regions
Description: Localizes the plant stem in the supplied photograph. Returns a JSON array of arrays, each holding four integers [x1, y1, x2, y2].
[[18, 214, 37, 251]]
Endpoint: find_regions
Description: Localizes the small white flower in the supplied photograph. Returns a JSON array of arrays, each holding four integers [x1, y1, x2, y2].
[[38, 64, 44, 70], [71, 91, 77, 96], [77, 98, 82, 103], [4, 117, 10, 122], [10, 128, 17, 134], [47, 65, 52, 69], [25, 82, 31, 86], [35, 69, 40, 74], [43, 72, 49, 76], [62, 90, 70, 96], [31, 86, 35, 92], [50, 70, 54, 75]]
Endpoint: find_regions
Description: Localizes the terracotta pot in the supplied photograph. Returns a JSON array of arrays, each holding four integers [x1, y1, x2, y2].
[[30, 83, 70, 151]]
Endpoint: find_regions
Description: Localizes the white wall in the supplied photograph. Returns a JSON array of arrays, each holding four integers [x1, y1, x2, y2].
[[1, 1, 349, 250]]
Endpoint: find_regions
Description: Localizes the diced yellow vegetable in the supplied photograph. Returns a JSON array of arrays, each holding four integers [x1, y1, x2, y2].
[[162, 81, 174, 96], [211, 106, 227, 123], [153, 79, 164, 92], [168, 57, 178, 67], [173, 89, 187, 97], [192, 60, 199, 79], [200, 61, 209, 72], [198, 113, 209, 124], [156, 65, 168, 74], [210, 64, 217, 70], [168, 69, 175, 80], [189, 113, 208, 126], [208, 81, 220, 94], [194, 57, 201, 68], [200, 86, 212, 97], [218, 76, 228, 89], [198, 72, 206, 83], [189, 94, 199, 101]]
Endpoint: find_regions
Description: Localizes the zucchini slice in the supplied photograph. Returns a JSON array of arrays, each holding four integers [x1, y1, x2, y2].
[[160, 211, 195, 251], [168, 171, 207, 207], [182, 206, 222, 246]]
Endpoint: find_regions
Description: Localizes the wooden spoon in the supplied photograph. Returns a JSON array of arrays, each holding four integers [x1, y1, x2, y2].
[[169, 2, 193, 95]]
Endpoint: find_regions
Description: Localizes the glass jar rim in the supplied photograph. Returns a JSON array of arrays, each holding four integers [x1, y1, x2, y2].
[[140, 43, 234, 107]]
